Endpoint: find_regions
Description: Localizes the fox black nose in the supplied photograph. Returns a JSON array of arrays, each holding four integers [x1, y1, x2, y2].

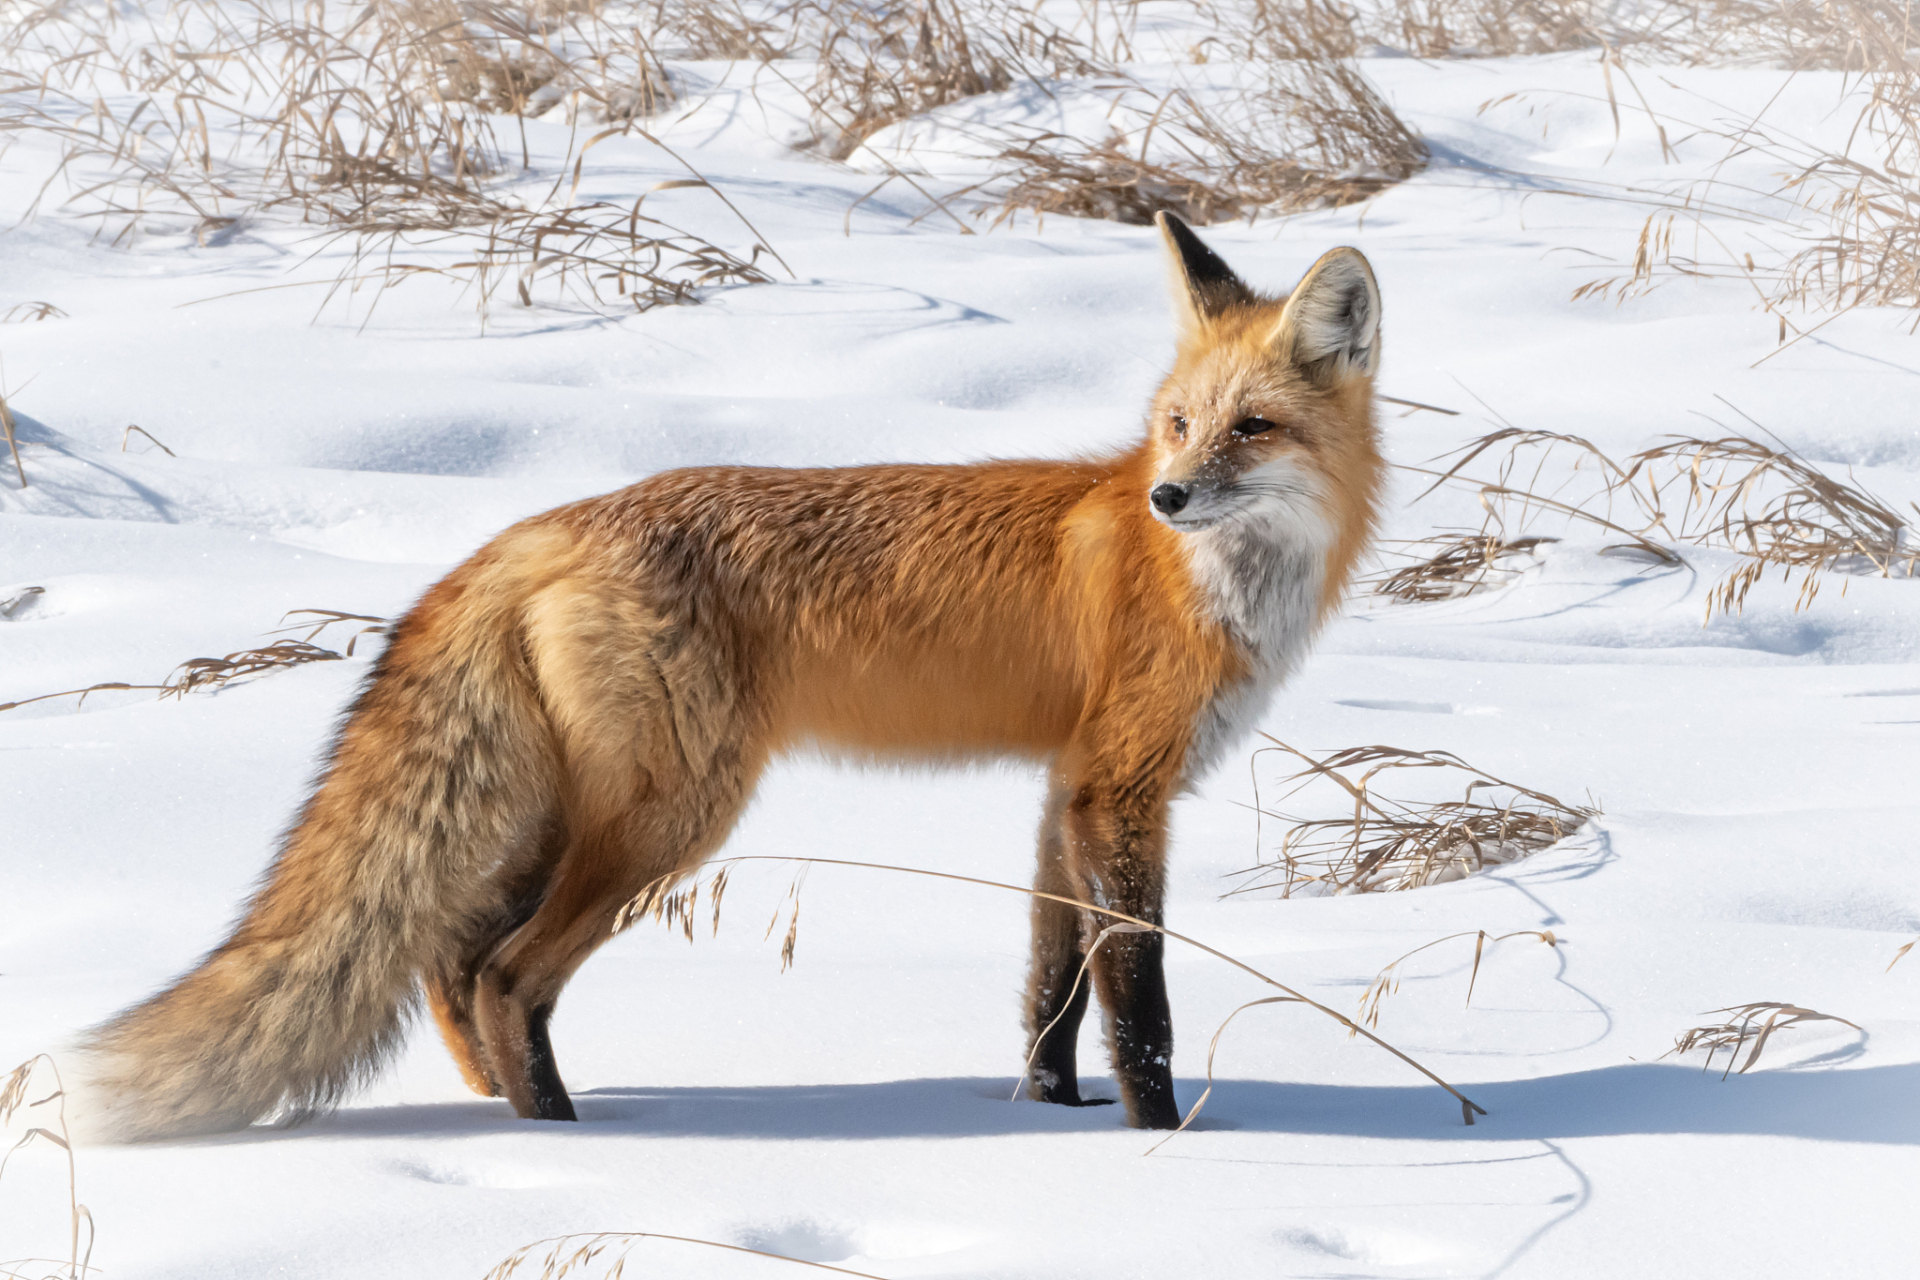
[[1150, 483, 1190, 516]]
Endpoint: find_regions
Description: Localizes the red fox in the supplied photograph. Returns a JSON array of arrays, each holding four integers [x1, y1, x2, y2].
[[73, 212, 1384, 1138]]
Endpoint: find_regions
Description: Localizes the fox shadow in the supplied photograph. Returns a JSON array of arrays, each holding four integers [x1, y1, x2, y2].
[[293, 1060, 1920, 1146]]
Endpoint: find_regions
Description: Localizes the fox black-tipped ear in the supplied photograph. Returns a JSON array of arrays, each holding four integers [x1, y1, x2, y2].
[[1156, 210, 1252, 331], [1270, 247, 1381, 387]]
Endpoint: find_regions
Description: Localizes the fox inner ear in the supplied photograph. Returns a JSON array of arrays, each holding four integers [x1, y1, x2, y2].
[[1156, 210, 1251, 330], [1270, 248, 1381, 387]]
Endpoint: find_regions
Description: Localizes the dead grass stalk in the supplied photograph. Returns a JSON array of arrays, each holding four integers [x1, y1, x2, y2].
[[0, 1055, 93, 1280], [0, 386, 22, 489], [1144, 923, 1561, 1152], [617, 853, 1492, 1131], [1356, 929, 1561, 1029], [0, 608, 389, 713], [118, 424, 175, 456], [1013, 918, 1155, 1099]]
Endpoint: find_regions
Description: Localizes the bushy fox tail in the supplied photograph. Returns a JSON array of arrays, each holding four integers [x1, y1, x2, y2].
[[71, 532, 567, 1142]]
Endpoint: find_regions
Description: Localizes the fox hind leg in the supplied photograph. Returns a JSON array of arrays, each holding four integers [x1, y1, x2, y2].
[[470, 764, 753, 1121], [427, 978, 497, 1098], [426, 840, 562, 1099], [473, 576, 762, 1121]]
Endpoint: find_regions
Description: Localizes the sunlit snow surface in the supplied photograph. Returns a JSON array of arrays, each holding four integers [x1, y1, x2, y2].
[[4, 39, 1920, 1280]]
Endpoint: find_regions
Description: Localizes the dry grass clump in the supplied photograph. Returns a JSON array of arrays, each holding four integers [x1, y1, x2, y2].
[[0, 1056, 92, 1280], [617, 861, 733, 942], [987, 120, 1392, 227], [989, 2, 1426, 226], [723, 0, 1424, 224], [0, 0, 1427, 243], [650, 0, 791, 60], [1575, 5, 1918, 323], [989, 130, 1253, 226], [1583, 136, 1920, 322], [333, 188, 776, 323], [4, 0, 506, 237], [1230, 737, 1597, 897], [0, 586, 44, 619], [801, 0, 1047, 161], [988, 80, 1419, 225], [0, 302, 66, 322], [399, 0, 673, 122], [1364, 0, 1642, 58], [1357, 0, 1916, 65], [0, 608, 388, 714], [1767, 69, 1920, 315], [616, 860, 810, 969], [0, 0, 771, 319], [1368, 533, 1558, 602], [1752, 0, 1919, 70], [1410, 419, 1918, 620], [486, 1230, 888, 1280], [1662, 1001, 1861, 1076], [163, 639, 350, 697], [1356, 0, 1918, 322], [1637, 429, 1920, 614]]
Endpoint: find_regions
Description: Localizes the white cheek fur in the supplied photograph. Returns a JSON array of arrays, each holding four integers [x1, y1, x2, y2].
[[1178, 459, 1335, 786]]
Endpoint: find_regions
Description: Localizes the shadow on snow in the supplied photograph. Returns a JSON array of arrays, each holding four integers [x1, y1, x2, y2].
[[281, 1061, 1920, 1146]]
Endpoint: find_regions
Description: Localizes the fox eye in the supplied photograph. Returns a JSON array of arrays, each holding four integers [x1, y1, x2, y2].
[[1234, 417, 1280, 437], [1170, 413, 1188, 439]]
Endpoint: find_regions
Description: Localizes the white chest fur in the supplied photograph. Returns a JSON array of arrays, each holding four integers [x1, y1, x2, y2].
[[1179, 508, 1331, 786]]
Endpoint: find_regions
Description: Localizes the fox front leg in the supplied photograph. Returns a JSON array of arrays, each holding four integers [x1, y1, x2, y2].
[[1024, 772, 1109, 1108], [1063, 777, 1181, 1130]]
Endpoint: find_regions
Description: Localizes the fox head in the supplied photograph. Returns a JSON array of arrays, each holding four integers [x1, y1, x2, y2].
[[1145, 212, 1382, 548]]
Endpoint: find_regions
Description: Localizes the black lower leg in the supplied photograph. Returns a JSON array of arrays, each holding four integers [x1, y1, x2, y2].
[[1025, 932, 1102, 1105], [525, 1003, 576, 1122], [1095, 930, 1179, 1129], [1025, 779, 1108, 1107]]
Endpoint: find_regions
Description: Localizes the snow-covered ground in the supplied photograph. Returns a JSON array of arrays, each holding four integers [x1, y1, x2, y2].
[[4, 26, 1919, 1279]]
